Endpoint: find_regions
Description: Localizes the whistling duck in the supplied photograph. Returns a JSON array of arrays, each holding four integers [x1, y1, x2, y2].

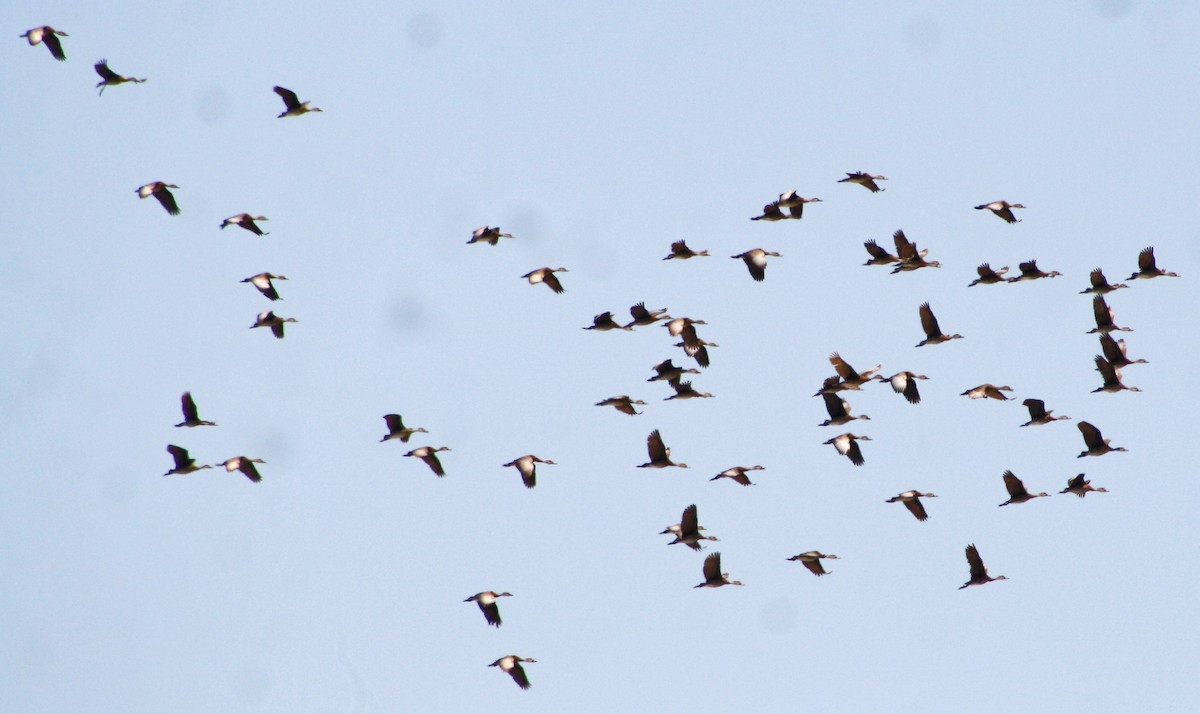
[[404, 446, 450, 476], [1099, 334, 1147, 368], [1088, 295, 1132, 335], [917, 303, 962, 347], [1077, 421, 1126, 458], [824, 433, 869, 466], [1093, 356, 1140, 394], [829, 353, 883, 390], [788, 551, 839, 576], [1008, 259, 1062, 282], [241, 272, 287, 301], [502, 454, 555, 489], [661, 508, 711, 539], [663, 240, 709, 260], [583, 312, 630, 331], [891, 230, 940, 273], [250, 310, 297, 339], [465, 591, 512, 627], [94, 59, 145, 95], [878, 371, 928, 405], [175, 391, 216, 427], [839, 172, 886, 192], [647, 359, 699, 383], [625, 303, 670, 328], [999, 470, 1049, 506], [136, 182, 180, 215], [731, 249, 781, 282], [273, 86, 322, 117], [674, 337, 716, 369], [751, 201, 787, 221], [522, 267, 568, 293], [214, 456, 265, 483], [887, 491, 936, 521], [777, 190, 822, 218], [1060, 474, 1108, 498], [20, 26, 67, 61], [1081, 268, 1127, 294], [675, 328, 714, 369], [959, 544, 1007, 589], [695, 552, 743, 588], [164, 445, 212, 476], [595, 395, 646, 416], [639, 429, 687, 468], [489, 656, 536, 690], [381, 414, 427, 443], [1129, 246, 1180, 279], [665, 316, 706, 337], [863, 239, 899, 266], [969, 263, 1009, 286], [221, 214, 270, 235], [467, 226, 512, 245], [975, 200, 1024, 224], [1020, 398, 1068, 427], [667, 504, 719, 549], [961, 384, 1013, 401], [710, 465, 763, 486], [820, 392, 870, 426], [666, 380, 713, 401]]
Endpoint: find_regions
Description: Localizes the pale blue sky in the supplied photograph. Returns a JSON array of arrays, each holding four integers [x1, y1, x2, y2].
[[3, 1, 1198, 712]]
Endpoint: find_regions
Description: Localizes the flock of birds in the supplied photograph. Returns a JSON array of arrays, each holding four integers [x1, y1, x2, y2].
[[22, 22, 1184, 692]]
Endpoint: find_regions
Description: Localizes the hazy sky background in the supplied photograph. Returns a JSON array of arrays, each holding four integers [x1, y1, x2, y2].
[[3, 1, 1198, 712]]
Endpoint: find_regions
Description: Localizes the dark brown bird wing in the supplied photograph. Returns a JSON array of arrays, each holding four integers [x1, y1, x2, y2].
[[1099, 335, 1122, 363], [702, 552, 721, 582], [892, 229, 912, 254], [829, 353, 860, 381], [270, 322, 286, 339], [154, 186, 180, 215], [903, 377, 922, 405], [1094, 355, 1117, 383], [1066, 473, 1087, 491], [680, 504, 699, 537], [614, 399, 638, 416], [94, 59, 120, 81], [508, 662, 531, 689], [44, 31, 66, 61], [919, 303, 941, 338], [1002, 471, 1027, 498], [863, 240, 891, 260], [480, 601, 502, 627], [1092, 296, 1112, 327], [423, 452, 446, 477], [1138, 246, 1156, 272], [803, 559, 826, 576], [629, 303, 650, 321], [166, 444, 190, 470], [845, 439, 865, 466], [647, 430, 668, 461], [965, 545, 987, 580], [904, 498, 929, 521], [181, 392, 200, 422], [1089, 269, 1108, 289], [543, 272, 565, 294], [1019, 260, 1037, 276], [238, 460, 263, 482], [821, 392, 849, 419], [1023, 399, 1047, 420], [274, 86, 301, 110], [1078, 421, 1102, 449], [383, 414, 404, 436]]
